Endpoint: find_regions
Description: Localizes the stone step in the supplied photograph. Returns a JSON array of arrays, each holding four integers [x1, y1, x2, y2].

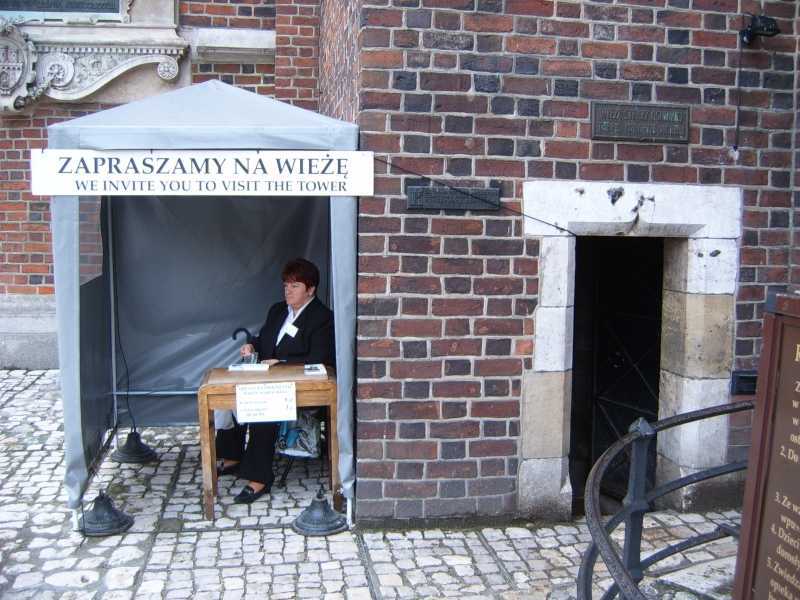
[[653, 556, 736, 600]]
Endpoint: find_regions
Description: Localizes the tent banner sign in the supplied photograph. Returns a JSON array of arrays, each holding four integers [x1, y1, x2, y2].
[[30, 150, 374, 197]]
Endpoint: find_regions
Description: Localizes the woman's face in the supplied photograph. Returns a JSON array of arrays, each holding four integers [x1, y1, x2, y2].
[[284, 279, 314, 311]]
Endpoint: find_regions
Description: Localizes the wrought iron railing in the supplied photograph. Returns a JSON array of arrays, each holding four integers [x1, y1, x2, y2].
[[577, 400, 754, 599]]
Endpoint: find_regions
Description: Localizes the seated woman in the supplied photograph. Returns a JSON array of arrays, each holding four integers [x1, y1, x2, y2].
[[216, 257, 335, 503]]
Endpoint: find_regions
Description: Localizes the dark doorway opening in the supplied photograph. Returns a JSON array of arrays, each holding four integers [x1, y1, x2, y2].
[[569, 236, 664, 514]]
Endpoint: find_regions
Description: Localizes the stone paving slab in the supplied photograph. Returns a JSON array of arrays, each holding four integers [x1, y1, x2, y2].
[[0, 370, 741, 599], [655, 556, 736, 600]]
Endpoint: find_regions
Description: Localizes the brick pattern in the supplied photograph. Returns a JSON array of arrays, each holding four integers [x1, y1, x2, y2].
[[0, 103, 114, 295], [276, 0, 321, 110], [179, 0, 276, 29], [79, 197, 103, 285], [180, 1, 278, 95], [319, 0, 361, 122], [793, 41, 800, 292], [355, 0, 797, 520], [191, 62, 276, 95]]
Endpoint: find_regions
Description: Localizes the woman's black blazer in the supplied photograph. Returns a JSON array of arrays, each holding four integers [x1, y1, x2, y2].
[[252, 297, 335, 367]]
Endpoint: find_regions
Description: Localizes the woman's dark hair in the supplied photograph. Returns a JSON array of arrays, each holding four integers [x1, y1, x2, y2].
[[282, 257, 319, 290]]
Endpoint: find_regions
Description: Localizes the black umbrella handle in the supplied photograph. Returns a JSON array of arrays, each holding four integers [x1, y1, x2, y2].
[[232, 327, 255, 345]]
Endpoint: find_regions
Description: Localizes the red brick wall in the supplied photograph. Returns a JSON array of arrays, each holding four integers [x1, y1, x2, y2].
[[180, 0, 277, 94], [179, 0, 276, 29], [793, 35, 800, 291], [353, 0, 798, 521], [276, 0, 321, 110], [319, 0, 361, 122], [0, 104, 113, 295], [191, 62, 276, 95]]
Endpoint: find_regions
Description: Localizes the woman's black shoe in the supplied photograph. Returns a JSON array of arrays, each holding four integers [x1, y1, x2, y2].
[[217, 462, 239, 477], [233, 484, 268, 504]]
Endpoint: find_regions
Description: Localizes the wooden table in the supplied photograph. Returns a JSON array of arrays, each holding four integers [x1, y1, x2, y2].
[[197, 364, 338, 520]]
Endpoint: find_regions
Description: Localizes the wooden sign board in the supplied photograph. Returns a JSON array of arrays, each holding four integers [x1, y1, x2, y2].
[[734, 294, 800, 599]]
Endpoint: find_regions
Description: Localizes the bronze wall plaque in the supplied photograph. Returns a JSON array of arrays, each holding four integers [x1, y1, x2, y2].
[[735, 295, 800, 600], [0, 1, 119, 13], [591, 102, 689, 144], [407, 186, 500, 211]]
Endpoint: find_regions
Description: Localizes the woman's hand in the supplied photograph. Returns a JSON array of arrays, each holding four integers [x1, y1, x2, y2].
[[240, 344, 255, 357], [260, 358, 280, 366]]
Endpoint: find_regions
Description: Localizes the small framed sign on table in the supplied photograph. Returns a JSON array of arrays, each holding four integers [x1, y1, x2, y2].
[[235, 381, 297, 423]]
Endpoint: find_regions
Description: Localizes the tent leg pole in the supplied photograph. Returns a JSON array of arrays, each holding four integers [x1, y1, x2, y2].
[[71, 509, 81, 532], [107, 197, 120, 438]]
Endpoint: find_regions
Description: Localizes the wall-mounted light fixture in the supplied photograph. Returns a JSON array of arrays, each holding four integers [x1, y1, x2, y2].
[[739, 13, 780, 45]]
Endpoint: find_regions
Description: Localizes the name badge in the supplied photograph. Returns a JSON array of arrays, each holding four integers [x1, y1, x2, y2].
[[286, 324, 299, 338]]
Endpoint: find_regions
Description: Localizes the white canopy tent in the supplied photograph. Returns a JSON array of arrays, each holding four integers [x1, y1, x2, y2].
[[47, 80, 359, 512]]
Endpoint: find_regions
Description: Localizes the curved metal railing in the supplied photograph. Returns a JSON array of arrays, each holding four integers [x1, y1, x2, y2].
[[577, 400, 754, 599]]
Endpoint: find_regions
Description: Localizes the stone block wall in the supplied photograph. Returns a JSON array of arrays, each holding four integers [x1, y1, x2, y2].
[[353, 0, 797, 520]]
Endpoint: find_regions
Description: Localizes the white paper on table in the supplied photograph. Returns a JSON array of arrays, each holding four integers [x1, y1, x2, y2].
[[235, 381, 296, 423], [228, 362, 271, 371], [303, 363, 327, 376]]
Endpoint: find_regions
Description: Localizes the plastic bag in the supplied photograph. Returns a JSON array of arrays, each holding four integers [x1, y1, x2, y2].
[[278, 409, 321, 458], [214, 409, 236, 430]]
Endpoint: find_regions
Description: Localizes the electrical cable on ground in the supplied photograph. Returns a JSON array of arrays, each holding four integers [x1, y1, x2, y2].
[[110, 198, 136, 433]]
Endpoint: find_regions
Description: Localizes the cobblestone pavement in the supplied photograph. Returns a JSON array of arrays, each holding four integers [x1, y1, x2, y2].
[[0, 370, 740, 599]]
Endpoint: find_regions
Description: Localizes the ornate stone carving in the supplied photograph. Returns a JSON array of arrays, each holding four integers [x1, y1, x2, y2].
[[0, 19, 186, 112], [36, 52, 74, 89], [0, 18, 37, 110], [156, 57, 178, 81]]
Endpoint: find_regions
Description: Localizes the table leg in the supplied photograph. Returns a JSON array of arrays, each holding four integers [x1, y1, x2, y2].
[[198, 397, 216, 520], [329, 403, 340, 497], [210, 413, 218, 498]]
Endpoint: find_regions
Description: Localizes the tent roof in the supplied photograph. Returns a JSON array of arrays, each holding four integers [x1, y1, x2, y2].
[[48, 80, 358, 151]]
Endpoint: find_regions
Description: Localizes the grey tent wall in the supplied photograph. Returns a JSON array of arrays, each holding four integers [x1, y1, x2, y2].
[[79, 197, 114, 467], [109, 194, 332, 426], [330, 196, 356, 499], [330, 116, 358, 501], [52, 195, 84, 509]]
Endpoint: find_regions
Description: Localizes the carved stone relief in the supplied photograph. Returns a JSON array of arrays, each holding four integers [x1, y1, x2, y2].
[[0, 17, 186, 112], [0, 18, 36, 110]]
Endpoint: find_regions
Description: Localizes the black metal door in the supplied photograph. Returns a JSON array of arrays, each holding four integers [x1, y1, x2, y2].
[[574, 237, 663, 501]]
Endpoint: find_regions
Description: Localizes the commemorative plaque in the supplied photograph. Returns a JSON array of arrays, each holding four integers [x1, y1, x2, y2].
[[407, 186, 500, 211], [0, 0, 122, 20], [591, 102, 689, 144], [0, 0, 118, 11], [734, 294, 800, 600]]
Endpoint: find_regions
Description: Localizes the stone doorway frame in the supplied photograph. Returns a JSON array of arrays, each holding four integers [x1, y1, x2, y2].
[[519, 181, 742, 518]]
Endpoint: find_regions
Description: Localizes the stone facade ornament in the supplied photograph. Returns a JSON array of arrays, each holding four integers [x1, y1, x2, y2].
[[0, 16, 186, 112], [0, 18, 37, 111]]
